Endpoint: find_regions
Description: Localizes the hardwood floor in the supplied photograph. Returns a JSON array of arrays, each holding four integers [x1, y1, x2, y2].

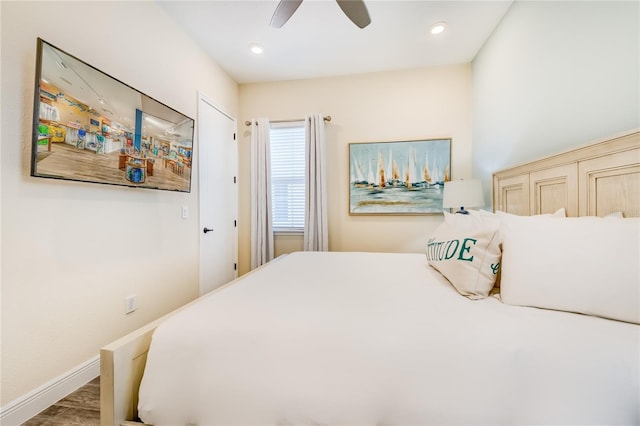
[[21, 377, 100, 426], [35, 142, 191, 192]]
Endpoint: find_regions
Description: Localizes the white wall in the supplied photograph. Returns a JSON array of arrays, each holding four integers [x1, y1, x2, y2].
[[0, 1, 237, 406], [238, 64, 472, 275], [472, 0, 640, 204]]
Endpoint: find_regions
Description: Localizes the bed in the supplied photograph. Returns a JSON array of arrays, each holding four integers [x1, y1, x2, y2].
[[101, 129, 640, 426]]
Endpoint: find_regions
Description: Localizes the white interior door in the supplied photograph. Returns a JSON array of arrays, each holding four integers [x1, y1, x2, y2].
[[198, 94, 238, 295]]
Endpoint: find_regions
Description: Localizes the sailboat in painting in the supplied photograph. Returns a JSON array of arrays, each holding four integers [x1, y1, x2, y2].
[[423, 154, 432, 185], [352, 159, 364, 185]]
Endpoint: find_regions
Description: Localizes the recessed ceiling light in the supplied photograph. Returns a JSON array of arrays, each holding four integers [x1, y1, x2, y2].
[[249, 43, 264, 55], [430, 21, 447, 35]]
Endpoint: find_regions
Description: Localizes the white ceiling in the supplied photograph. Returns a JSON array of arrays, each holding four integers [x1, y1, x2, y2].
[[159, 0, 513, 84], [41, 41, 193, 141]]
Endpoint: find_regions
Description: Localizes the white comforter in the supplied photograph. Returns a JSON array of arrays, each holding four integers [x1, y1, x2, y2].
[[138, 252, 639, 425]]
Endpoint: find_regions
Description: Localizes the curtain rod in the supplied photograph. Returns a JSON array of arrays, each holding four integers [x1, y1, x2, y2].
[[245, 116, 331, 127]]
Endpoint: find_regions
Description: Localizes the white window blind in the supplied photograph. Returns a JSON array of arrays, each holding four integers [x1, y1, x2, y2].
[[270, 122, 305, 232]]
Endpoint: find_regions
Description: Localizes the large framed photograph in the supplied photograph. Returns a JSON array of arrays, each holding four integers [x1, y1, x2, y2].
[[349, 138, 451, 214], [31, 38, 194, 192]]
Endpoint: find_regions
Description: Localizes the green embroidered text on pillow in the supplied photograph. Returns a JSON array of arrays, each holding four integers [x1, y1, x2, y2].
[[426, 237, 478, 262]]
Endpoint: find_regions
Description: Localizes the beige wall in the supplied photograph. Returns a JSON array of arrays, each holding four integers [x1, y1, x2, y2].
[[0, 1, 237, 405], [238, 65, 472, 275]]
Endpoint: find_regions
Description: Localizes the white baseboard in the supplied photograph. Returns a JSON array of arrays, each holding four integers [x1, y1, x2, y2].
[[0, 355, 100, 426]]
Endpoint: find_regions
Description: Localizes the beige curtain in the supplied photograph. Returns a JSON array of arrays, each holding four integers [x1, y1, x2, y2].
[[250, 118, 274, 269], [304, 114, 328, 251]]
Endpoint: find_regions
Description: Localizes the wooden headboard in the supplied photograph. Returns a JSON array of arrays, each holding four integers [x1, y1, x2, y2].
[[493, 130, 640, 218]]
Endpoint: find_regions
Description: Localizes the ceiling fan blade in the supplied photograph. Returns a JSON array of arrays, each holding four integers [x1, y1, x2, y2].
[[270, 0, 304, 28], [336, 0, 371, 29]]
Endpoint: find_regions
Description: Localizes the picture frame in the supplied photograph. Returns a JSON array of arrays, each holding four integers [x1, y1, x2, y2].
[[349, 138, 451, 215], [31, 38, 195, 192]]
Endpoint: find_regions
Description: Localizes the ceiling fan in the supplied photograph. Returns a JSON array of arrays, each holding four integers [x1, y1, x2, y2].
[[271, 0, 371, 29]]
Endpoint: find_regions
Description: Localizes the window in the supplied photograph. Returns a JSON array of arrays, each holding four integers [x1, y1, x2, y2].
[[270, 122, 305, 232]]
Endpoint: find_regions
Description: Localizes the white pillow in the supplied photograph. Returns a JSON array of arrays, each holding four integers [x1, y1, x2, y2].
[[471, 208, 566, 219], [426, 212, 501, 299], [471, 209, 566, 288], [500, 215, 640, 324], [604, 211, 624, 218]]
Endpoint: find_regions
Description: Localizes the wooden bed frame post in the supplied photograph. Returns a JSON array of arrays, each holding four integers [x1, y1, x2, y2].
[[100, 322, 159, 426]]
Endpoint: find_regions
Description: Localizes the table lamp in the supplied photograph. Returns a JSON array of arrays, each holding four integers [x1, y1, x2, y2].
[[442, 179, 484, 214]]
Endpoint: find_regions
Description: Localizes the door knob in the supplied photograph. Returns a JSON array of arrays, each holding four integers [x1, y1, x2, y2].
[[203, 227, 213, 233]]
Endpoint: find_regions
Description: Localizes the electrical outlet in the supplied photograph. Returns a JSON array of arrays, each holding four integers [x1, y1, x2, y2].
[[182, 205, 189, 219], [125, 294, 137, 314]]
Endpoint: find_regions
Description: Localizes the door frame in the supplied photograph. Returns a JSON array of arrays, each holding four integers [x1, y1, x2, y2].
[[197, 92, 238, 296]]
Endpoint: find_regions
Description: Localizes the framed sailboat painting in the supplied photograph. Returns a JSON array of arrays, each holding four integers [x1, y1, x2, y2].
[[349, 138, 451, 215]]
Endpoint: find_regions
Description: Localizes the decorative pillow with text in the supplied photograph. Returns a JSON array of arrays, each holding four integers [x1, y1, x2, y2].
[[426, 212, 501, 299]]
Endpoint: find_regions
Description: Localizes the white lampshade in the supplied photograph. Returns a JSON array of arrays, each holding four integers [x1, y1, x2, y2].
[[442, 179, 484, 211]]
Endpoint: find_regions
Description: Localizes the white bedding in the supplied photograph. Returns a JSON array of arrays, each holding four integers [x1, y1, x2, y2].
[[138, 251, 639, 425]]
